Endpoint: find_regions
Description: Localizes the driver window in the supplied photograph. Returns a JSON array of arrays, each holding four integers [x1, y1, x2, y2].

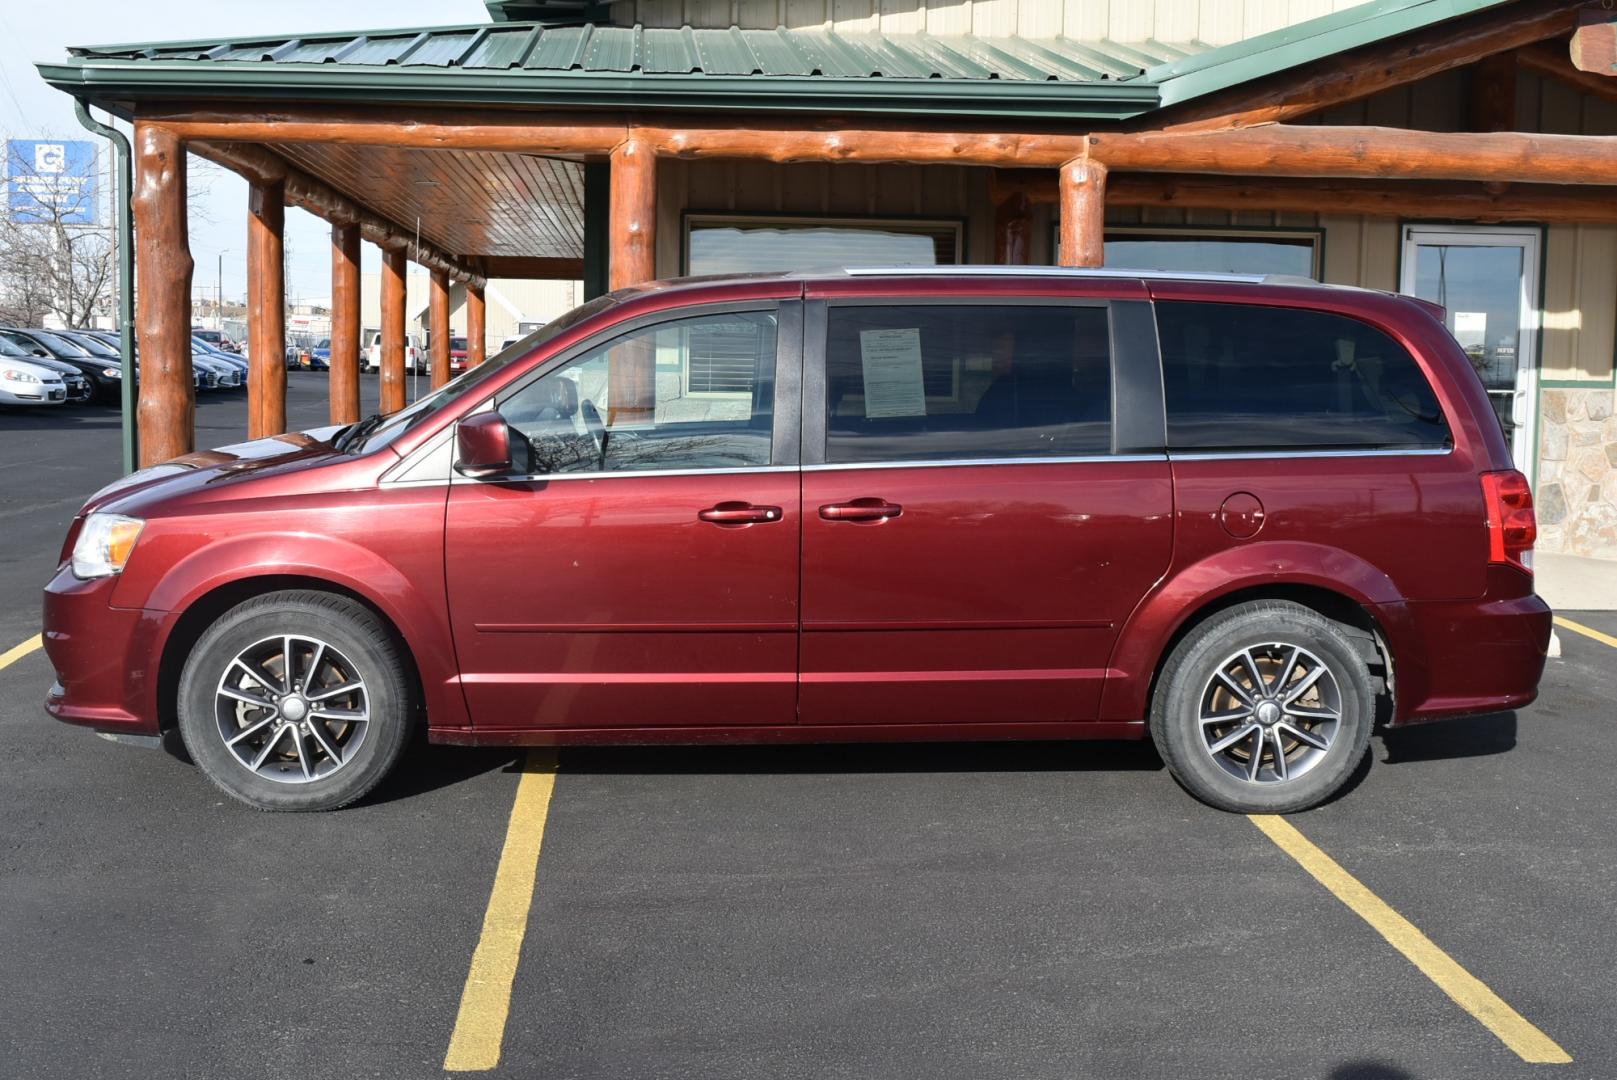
[[497, 310, 778, 475]]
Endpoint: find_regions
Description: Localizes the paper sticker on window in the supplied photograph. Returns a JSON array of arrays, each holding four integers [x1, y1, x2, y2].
[[858, 328, 927, 418]]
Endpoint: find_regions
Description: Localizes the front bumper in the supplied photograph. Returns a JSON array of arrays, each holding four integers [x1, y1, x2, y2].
[[42, 567, 173, 736]]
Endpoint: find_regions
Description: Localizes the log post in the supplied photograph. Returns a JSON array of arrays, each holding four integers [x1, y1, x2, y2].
[[609, 138, 656, 423], [247, 177, 287, 439], [429, 268, 451, 390], [1058, 158, 1107, 268], [467, 282, 487, 367], [994, 189, 1034, 265], [379, 246, 407, 414], [329, 220, 361, 425], [132, 122, 194, 467]]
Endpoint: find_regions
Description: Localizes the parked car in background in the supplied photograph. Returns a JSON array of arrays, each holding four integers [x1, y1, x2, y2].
[[449, 335, 469, 375], [0, 330, 93, 402], [80, 331, 204, 392], [192, 327, 238, 353], [1, 328, 118, 403], [57, 330, 137, 395], [363, 331, 423, 373], [193, 337, 248, 383], [308, 339, 332, 370], [0, 345, 69, 408], [41, 268, 1549, 813], [188, 344, 236, 391]]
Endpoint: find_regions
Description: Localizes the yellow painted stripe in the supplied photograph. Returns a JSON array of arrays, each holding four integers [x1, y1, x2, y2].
[[1250, 814, 1570, 1064], [0, 634, 43, 673], [444, 751, 559, 1072], [1554, 615, 1617, 651]]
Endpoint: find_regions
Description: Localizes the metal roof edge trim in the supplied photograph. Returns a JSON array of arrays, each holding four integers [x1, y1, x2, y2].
[[35, 62, 1162, 120], [66, 21, 569, 58], [1148, 0, 1511, 107]]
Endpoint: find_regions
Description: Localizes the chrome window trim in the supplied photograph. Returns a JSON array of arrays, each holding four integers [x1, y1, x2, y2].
[[804, 454, 1166, 472], [1167, 447, 1454, 462], [457, 464, 801, 485]]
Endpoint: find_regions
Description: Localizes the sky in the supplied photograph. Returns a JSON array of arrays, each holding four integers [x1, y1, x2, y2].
[[0, 1, 491, 305]]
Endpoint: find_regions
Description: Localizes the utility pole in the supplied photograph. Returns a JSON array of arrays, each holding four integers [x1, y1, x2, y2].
[[217, 248, 229, 332]]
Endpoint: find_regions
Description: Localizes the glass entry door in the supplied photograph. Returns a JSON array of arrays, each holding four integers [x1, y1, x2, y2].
[[1399, 226, 1540, 470]]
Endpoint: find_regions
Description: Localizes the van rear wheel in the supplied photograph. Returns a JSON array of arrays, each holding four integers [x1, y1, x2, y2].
[[1149, 600, 1375, 814], [176, 590, 415, 812]]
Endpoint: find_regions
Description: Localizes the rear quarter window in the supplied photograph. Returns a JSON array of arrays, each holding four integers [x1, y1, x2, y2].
[[1155, 300, 1451, 452]]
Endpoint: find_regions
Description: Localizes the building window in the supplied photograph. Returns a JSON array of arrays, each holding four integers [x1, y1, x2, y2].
[[1103, 227, 1322, 279], [685, 214, 963, 275]]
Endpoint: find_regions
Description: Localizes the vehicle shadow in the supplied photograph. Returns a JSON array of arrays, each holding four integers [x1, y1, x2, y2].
[[1379, 711, 1517, 764], [1329, 1063, 1413, 1080], [366, 743, 523, 805], [551, 738, 1167, 777]]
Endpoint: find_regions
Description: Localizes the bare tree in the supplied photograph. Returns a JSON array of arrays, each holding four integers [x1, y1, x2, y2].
[[0, 135, 116, 328]]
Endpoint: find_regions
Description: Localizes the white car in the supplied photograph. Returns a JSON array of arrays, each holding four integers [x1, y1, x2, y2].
[[363, 332, 423, 374], [0, 354, 69, 407]]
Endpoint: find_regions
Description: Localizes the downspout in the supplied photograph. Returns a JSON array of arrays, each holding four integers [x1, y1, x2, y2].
[[72, 99, 137, 474]]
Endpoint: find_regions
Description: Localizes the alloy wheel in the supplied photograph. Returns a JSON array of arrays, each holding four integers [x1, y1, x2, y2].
[[1197, 642, 1342, 785], [213, 634, 371, 784]]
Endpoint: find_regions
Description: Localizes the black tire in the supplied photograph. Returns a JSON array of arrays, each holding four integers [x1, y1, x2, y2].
[[1149, 600, 1375, 814], [176, 590, 416, 812]]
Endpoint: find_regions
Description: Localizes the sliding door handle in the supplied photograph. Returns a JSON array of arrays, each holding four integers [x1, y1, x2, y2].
[[819, 498, 903, 523], [699, 502, 783, 526]]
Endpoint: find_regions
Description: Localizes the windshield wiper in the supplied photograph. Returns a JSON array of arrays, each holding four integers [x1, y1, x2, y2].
[[334, 412, 388, 452]]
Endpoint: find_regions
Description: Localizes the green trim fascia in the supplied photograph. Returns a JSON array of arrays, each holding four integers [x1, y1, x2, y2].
[[66, 21, 524, 57], [36, 62, 1161, 122], [1150, 0, 1509, 108], [1540, 379, 1617, 389]]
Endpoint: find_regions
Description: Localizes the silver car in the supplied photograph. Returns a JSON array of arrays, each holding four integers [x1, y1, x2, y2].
[[0, 351, 69, 407]]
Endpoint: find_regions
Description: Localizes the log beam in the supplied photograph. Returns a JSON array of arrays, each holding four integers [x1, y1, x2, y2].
[[1006, 171, 1617, 225], [329, 221, 362, 425], [1470, 52, 1519, 133], [429, 269, 451, 390], [379, 247, 407, 414], [467, 283, 487, 367], [1087, 125, 1617, 185], [470, 256, 585, 279], [1518, 43, 1617, 107], [1156, 0, 1576, 131], [131, 122, 193, 467], [247, 176, 287, 439], [1058, 159, 1107, 268]]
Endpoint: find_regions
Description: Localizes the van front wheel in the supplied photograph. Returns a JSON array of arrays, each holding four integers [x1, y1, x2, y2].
[[1149, 600, 1375, 814]]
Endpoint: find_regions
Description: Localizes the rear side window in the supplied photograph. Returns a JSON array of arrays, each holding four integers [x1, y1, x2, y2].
[[1156, 301, 1450, 451], [824, 304, 1111, 463]]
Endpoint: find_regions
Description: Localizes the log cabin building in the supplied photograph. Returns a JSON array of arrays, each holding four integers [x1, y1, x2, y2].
[[36, 0, 1617, 561]]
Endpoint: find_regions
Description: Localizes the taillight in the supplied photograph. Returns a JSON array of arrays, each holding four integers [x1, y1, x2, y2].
[[1481, 469, 1536, 573]]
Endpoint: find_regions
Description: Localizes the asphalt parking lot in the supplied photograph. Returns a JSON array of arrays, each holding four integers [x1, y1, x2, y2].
[[2, 378, 1615, 1080]]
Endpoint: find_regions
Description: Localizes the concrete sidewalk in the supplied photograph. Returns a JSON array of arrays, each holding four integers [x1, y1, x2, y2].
[[1536, 551, 1617, 612]]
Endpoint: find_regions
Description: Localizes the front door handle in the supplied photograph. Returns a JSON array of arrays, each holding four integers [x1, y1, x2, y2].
[[698, 502, 783, 526], [819, 498, 903, 523]]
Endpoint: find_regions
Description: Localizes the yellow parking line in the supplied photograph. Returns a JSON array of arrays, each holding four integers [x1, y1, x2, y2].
[[1250, 814, 1570, 1064], [1553, 615, 1617, 651], [443, 751, 559, 1073], [0, 634, 42, 673]]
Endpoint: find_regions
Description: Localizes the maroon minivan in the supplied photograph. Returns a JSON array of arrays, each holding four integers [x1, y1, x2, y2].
[[42, 269, 1550, 813]]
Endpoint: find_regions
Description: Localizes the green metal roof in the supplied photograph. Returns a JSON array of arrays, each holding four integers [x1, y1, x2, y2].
[[35, 0, 1514, 123], [38, 23, 1192, 121]]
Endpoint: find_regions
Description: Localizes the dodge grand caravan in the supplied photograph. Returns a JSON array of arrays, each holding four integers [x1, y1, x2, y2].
[[42, 269, 1551, 813]]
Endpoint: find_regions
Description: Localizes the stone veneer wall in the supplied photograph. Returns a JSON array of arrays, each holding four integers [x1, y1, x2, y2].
[[1536, 387, 1617, 558]]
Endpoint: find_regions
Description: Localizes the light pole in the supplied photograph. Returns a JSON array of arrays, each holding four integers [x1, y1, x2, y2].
[[216, 249, 229, 333]]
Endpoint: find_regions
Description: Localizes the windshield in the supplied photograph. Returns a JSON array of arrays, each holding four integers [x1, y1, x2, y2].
[[351, 293, 620, 454], [65, 332, 119, 358], [31, 330, 92, 357], [317, 339, 331, 349], [0, 333, 30, 358]]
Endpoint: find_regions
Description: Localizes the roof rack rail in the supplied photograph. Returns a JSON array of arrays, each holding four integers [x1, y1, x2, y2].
[[841, 265, 1277, 284]]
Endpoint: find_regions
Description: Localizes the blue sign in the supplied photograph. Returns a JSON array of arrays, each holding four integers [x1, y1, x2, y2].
[[7, 140, 99, 225]]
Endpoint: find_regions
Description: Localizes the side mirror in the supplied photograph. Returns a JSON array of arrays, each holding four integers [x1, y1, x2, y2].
[[455, 411, 513, 478]]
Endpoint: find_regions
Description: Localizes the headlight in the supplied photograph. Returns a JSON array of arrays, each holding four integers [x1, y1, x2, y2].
[[2, 368, 40, 383], [72, 513, 144, 579], [101, 367, 122, 378]]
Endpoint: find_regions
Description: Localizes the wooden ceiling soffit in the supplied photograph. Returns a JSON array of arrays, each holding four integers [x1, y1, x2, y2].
[[996, 170, 1617, 225], [471, 256, 585, 279], [189, 140, 484, 285], [1518, 42, 1617, 106], [1152, 0, 1581, 132]]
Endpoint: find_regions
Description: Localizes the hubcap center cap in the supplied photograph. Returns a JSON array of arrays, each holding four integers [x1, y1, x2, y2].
[[1256, 700, 1282, 725], [279, 695, 309, 722]]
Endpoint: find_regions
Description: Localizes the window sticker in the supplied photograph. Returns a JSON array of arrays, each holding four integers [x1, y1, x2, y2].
[[858, 328, 927, 418]]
